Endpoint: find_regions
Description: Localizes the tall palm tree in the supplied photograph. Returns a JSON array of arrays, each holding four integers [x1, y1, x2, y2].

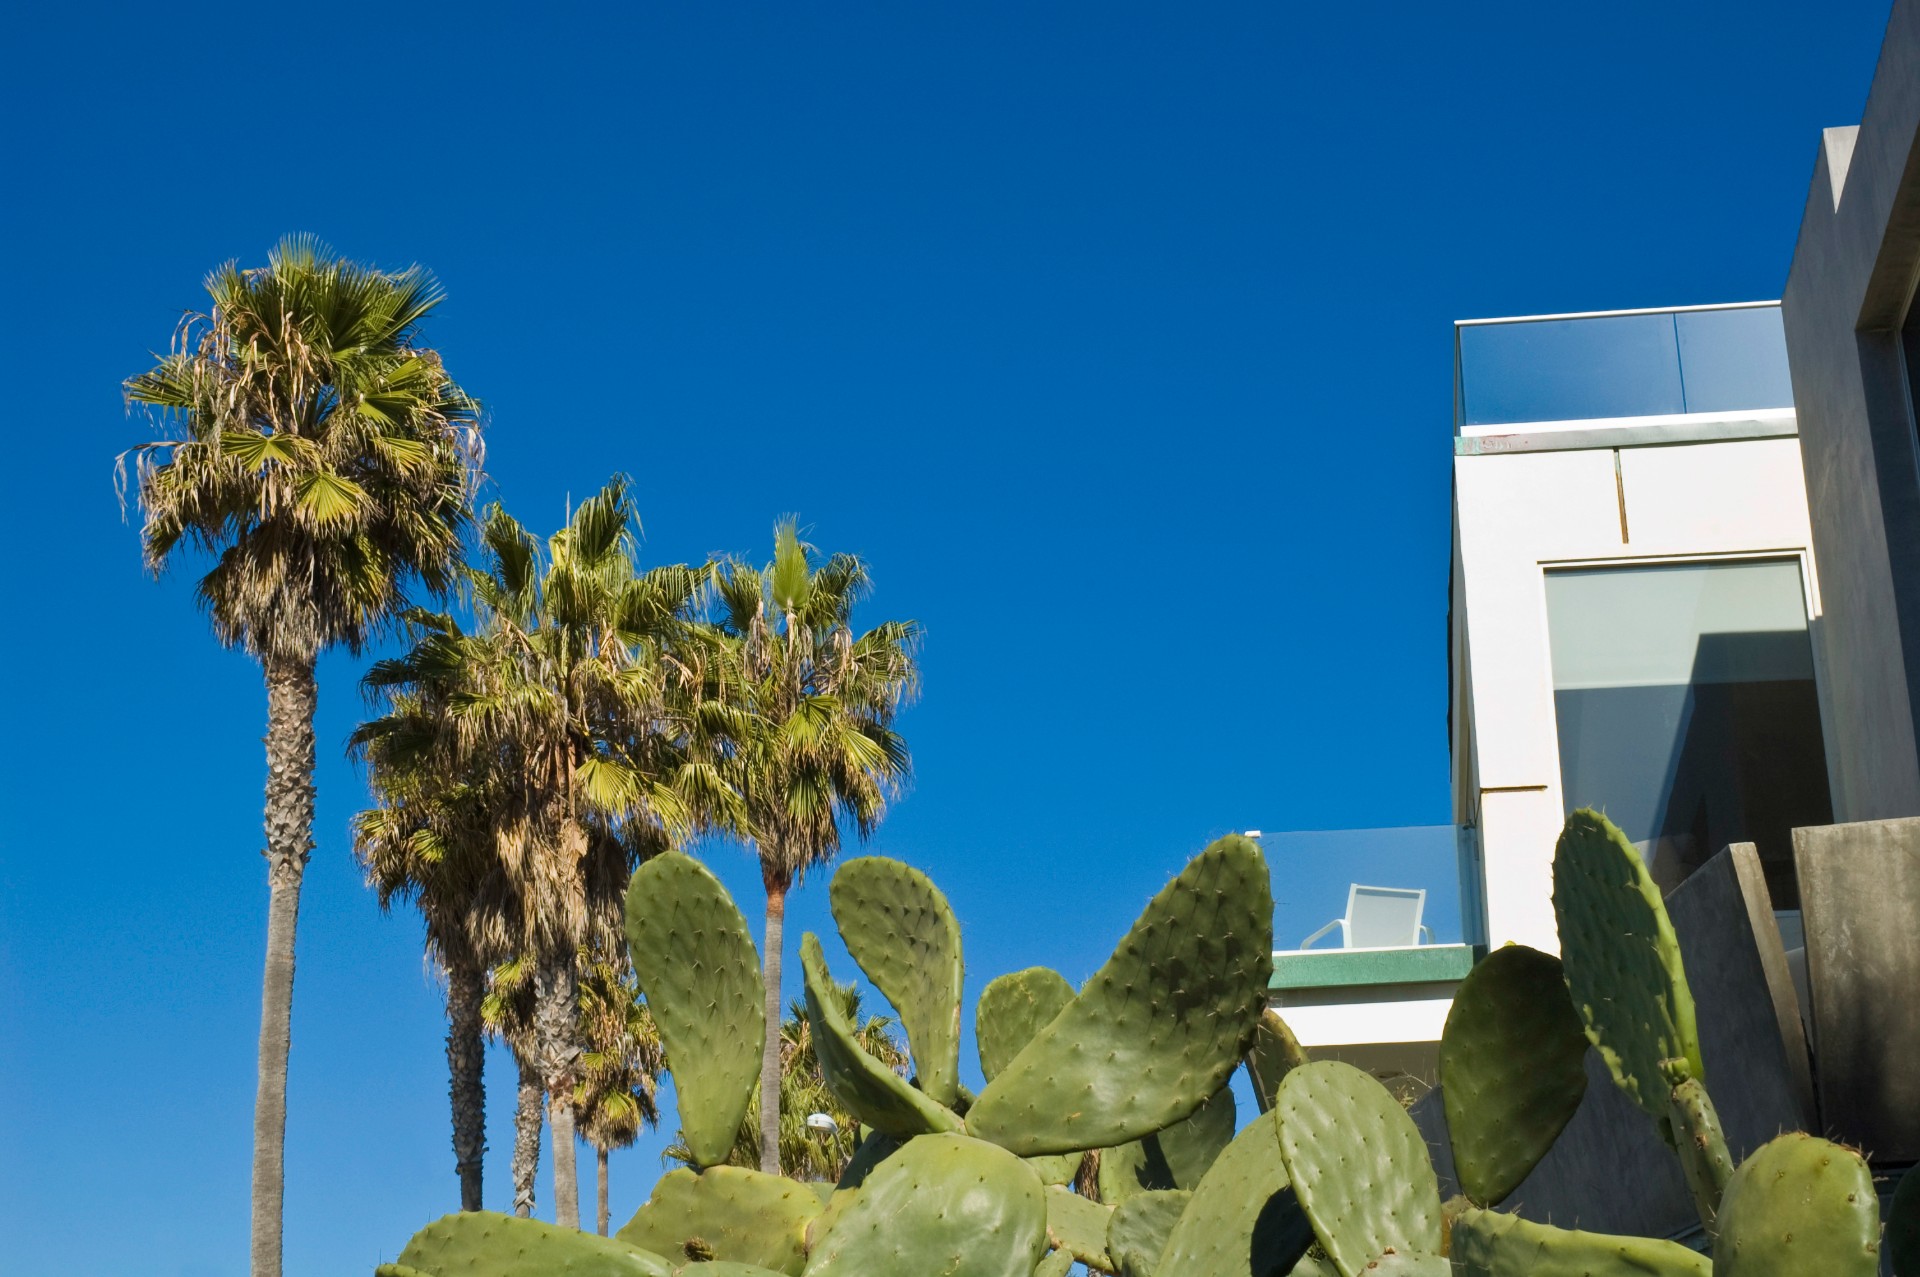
[[481, 957, 546, 1219], [706, 521, 920, 1174], [120, 237, 480, 1277], [667, 982, 906, 1181], [372, 477, 710, 1225], [351, 624, 517, 1211], [574, 948, 666, 1235]]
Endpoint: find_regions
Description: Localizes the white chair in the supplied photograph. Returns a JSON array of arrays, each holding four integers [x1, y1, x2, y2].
[[1301, 884, 1432, 949]]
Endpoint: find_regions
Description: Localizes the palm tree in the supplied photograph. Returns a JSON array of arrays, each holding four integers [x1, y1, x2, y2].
[[705, 522, 920, 1174], [120, 237, 480, 1277], [666, 981, 907, 1181], [574, 948, 666, 1235], [351, 623, 517, 1211], [372, 478, 709, 1226], [481, 957, 546, 1219]]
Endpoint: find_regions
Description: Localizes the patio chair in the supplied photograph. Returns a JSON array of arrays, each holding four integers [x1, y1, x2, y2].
[[1301, 884, 1432, 949]]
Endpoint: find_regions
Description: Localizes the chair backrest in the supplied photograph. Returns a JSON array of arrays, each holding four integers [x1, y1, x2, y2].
[[1345, 884, 1426, 948]]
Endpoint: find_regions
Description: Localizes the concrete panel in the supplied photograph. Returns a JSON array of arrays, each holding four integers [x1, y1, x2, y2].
[[1618, 439, 1815, 553], [1793, 817, 1920, 1158]]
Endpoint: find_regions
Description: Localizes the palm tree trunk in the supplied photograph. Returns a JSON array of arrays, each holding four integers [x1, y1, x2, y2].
[[536, 955, 582, 1227], [596, 1146, 609, 1236], [446, 960, 486, 1211], [513, 1054, 543, 1218], [759, 878, 787, 1175], [252, 655, 316, 1277]]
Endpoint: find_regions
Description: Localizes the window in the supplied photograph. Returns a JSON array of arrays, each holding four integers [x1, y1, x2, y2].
[[1545, 560, 1831, 905]]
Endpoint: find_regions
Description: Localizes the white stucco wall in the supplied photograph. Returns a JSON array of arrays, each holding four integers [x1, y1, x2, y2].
[[1451, 433, 1820, 953]]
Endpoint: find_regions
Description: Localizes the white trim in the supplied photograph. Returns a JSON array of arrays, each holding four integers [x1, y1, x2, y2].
[[1455, 300, 1780, 327], [1458, 406, 1795, 440]]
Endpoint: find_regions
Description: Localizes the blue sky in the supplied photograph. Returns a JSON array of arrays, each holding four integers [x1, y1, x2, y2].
[[0, 2, 1895, 1273]]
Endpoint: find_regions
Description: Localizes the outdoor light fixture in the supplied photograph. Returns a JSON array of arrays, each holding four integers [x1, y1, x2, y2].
[[805, 1113, 839, 1133]]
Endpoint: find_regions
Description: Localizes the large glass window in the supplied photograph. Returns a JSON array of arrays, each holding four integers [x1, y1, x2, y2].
[[1545, 560, 1831, 905]]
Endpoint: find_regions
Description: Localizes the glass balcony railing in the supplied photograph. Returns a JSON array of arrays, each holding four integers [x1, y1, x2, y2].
[[1256, 825, 1467, 953], [1455, 303, 1793, 430]]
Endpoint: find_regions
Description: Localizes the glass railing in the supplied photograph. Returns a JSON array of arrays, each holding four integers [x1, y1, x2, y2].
[[1254, 825, 1466, 952], [1455, 303, 1793, 429]]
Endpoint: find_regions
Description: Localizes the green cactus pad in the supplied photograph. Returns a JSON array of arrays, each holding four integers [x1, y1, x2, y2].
[[1713, 1133, 1879, 1277], [1100, 1084, 1237, 1201], [1034, 1250, 1076, 1277], [1439, 944, 1589, 1207], [1359, 1254, 1449, 1277], [624, 852, 764, 1169], [1027, 1150, 1083, 1186], [615, 1167, 821, 1275], [1668, 1077, 1733, 1237], [976, 967, 1075, 1083], [968, 836, 1273, 1156], [829, 857, 966, 1107], [1275, 1061, 1441, 1277], [1552, 810, 1704, 1127], [1245, 1008, 1310, 1111], [397, 1211, 675, 1277], [802, 1133, 1049, 1277], [801, 933, 964, 1138], [1288, 1254, 1337, 1277], [1159, 1110, 1316, 1277], [374, 1266, 432, 1277], [677, 1266, 793, 1277], [833, 1129, 899, 1191], [1450, 1206, 1710, 1276], [1887, 1167, 1920, 1277], [1045, 1186, 1115, 1270], [1107, 1189, 1189, 1277]]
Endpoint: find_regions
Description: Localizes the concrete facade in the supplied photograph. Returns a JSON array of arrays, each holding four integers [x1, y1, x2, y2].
[[1782, 0, 1920, 821]]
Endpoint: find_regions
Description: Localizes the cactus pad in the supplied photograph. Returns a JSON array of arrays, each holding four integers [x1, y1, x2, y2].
[[1159, 1110, 1316, 1277], [1668, 1077, 1733, 1237], [1245, 1008, 1310, 1111], [1027, 1150, 1083, 1186], [677, 1266, 792, 1277], [800, 933, 964, 1138], [397, 1211, 675, 1277], [1275, 1061, 1441, 1277], [1439, 944, 1589, 1207], [802, 1133, 1049, 1277], [375, 1267, 433, 1277], [968, 836, 1273, 1155], [1450, 1206, 1710, 1276], [1033, 1250, 1076, 1277], [1551, 810, 1703, 1126], [1045, 1185, 1115, 1270], [1107, 1189, 1189, 1277], [1359, 1255, 1449, 1277], [1100, 1084, 1236, 1200], [615, 1167, 821, 1275], [623, 852, 764, 1168], [829, 857, 966, 1107], [976, 967, 1075, 1082], [1713, 1133, 1879, 1277]]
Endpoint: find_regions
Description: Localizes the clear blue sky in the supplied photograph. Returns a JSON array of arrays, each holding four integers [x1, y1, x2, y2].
[[0, 2, 1894, 1273]]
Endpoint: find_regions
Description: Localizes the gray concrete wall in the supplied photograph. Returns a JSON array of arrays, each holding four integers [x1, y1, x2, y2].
[[1782, 0, 1920, 821], [1794, 817, 1920, 1159], [1410, 844, 1812, 1236]]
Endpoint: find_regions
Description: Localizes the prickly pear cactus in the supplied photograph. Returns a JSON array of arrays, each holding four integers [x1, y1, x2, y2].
[[1045, 1185, 1115, 1270], [1244, 1008, 1310, 1111], [1713, 1133, 1879, 1277], [829, 857, 966, 1107], [803, 1133, 1049, 1277], [1450, 1206, 1709, 1276], [375, 1266, 432, 1277], [1887, 1166, 1920, 1277], [1358, 1254, 1449, 1277], [615, 1166, 821, 1275], [677, 1265, 793, 1277], [800, 933, 964, 1138], [396, 1211, 675, 1277], [623, 852, 764, 1168], [1158, 1110, 1315, 1277], [1439, 943, 1589, 1207], [968, 835, 1273, 1156], [1033, 1250, 1076, 1277], [1275, 1061, 1441, 1277], [1106, 1189, 1189, 1277], [1099, 1085, 1236, 1201], [976, 967, 1075, 1082], [1668, 1076, 1733, 1237], [1551, 810, 1703, 1129]]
